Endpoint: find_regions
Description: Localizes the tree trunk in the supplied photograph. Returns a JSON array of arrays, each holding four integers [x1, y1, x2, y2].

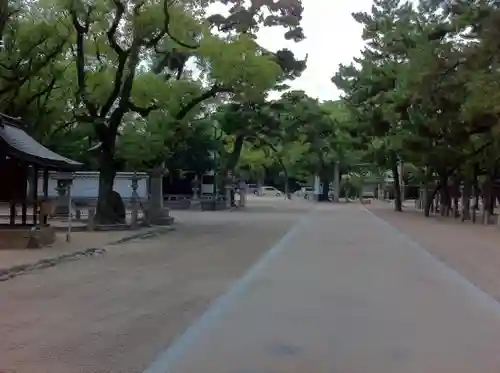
[[226, 135, 244, 206], [452, 177, 460, 218], [473, 164, 480, 210], [95, 146, 119, 224], [486, 176, 495, 215], [390, 155, 402, 212], [439, 175, 450, 217], [462, 180, 471, 221], [0, 0, 8, 41], [281, 166, 290, 199], [318, 177, 330, 202], [226, 135, 244, 173], [333, 162, 340, 202], [482, 175, 493, 223], [425, 185, 439, 217]]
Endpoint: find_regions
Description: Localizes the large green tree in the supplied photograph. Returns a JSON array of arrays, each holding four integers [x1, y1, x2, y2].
[[333, 0, 500, 216], [57, 0, 306, 223]]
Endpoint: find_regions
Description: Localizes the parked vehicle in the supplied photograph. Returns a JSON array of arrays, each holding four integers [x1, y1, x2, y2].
[[247, 184, 259, 194], [301, 187, 336, 200], [259, 186, 283, 196]]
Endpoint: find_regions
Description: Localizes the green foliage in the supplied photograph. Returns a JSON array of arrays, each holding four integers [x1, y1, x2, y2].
[[329, 0, 500, 211], [207, 87, 361, 186], [0, 0, 308, 222], [197, 34, 283, 101], [116, 115, 166, 171]]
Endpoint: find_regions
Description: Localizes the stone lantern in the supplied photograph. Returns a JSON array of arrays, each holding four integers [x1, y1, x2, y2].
[[192, 175, 200, 200], [224, 173, 234, 208], [53, 172, 75, 217]]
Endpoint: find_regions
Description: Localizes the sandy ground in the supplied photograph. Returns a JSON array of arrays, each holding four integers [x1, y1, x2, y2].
[[0, 199, 310, 373], [0, 230, 144, 269], [150, 204, 500, 373], [367, 201, 500, 301]]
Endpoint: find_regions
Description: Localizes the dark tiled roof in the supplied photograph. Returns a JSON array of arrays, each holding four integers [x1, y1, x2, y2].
[[0, 114, 82, 170]]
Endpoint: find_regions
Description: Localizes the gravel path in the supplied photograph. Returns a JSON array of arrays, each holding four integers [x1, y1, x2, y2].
[[368, 202, 500, 302], [146, 204, 500, 373], [0, 201, 310, 373]]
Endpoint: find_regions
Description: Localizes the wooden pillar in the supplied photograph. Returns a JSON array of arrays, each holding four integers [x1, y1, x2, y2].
[[21, 164, 27, 225], [32, 165, 39, 225], [42, 169, 49, 198], [42, 169, 49, 224], [9, 202, 15, 225]]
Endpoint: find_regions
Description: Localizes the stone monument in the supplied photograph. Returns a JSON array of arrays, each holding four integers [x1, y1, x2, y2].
[[130, 173, 141, 228], [191, 175, 199, 200], [191, 175, 201, 209], [53, 172, 75, 217], [147, 167, 173, 225], [224, 173, 234, 208], [238, 180, 247, 207]]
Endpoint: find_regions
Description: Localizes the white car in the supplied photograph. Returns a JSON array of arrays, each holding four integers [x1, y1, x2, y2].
[[259, 186, 282, 196]]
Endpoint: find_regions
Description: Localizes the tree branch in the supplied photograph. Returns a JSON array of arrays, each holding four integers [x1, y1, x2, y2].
[[162, 0, 199, 49], [25, 76, 57, 107], [0, 34, 50, 80], [175, 85, 232, 120], [47, 120, 77, 139], [128, 101, 158, 117], [100, 54, 127, 117], [93, 35, 104, 65], [0, 35, 67, 96], [107, 0, 126, 56], [0, 0, 10, 41], [257, 135, 289, 179], [70, 6, 98, 117], [119, 45, 140, 106]]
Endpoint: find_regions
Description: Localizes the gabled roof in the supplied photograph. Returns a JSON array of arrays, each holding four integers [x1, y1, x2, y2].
[[0, 113, 82, 170]]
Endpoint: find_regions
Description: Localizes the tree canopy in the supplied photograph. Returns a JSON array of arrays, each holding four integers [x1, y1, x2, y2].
[[331, 0, 500, 214], [0, 0, 307, 222], [6, 0, 499, 220]]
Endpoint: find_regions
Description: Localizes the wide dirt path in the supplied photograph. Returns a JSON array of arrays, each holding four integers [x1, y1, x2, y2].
[[145, 204, 500, 373], [0, 200, 309, 373], [368, 201, 500, 301]]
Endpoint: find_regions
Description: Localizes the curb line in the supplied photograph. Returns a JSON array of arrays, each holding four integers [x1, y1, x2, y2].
[[0, 226, 175, 282]]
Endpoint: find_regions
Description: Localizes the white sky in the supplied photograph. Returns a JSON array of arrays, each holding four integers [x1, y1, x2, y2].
[[207, 0, 374, 102], [255, 0, 374, 101]]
